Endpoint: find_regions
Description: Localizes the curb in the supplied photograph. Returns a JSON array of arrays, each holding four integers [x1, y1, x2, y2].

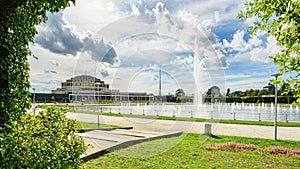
[[78, 127, 133, 133]]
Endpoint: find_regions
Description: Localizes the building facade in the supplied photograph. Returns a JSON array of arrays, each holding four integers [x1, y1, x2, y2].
[[52, 75, 109, 94], [51, 75, 153, 103]]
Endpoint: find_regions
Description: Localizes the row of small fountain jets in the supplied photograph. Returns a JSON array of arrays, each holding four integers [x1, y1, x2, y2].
[[68, 101, 300, 121], [119, 102, 299, 114]]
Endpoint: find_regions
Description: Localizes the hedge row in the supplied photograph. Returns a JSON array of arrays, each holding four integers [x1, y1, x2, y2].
[[203, 96, 298, 104]]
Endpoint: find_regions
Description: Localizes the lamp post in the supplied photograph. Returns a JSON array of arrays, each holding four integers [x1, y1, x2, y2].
[[271, 73, 281, 141], [95, 82, 100, 128], [33, 88, 35, 114]]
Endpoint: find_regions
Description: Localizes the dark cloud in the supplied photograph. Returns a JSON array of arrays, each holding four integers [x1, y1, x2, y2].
[[49, 60, 60, 67], [44, 70, 57, 74], [100, 70, 109, 78], [84, 39, 119, 65], [35, 12, 84, 55], [35, 12, 119, 65]]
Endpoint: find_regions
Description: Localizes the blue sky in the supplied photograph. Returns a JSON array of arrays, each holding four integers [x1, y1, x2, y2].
[[29, 0, 284, 95]]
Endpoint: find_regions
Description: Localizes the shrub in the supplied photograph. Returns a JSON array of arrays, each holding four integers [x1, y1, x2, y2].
[[205, 142, 262, 153], [204, 142, 300, 158], [264, 146, 288, 156], [264, 146, 300, 157], [0, 107, 87, 168]]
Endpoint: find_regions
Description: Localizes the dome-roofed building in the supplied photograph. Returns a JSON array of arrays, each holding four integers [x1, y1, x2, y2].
[[51, 75, 153, 103], [52, 75, 109, 94]]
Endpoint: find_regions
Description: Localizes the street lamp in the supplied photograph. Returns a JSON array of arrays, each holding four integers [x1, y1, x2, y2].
[[30, 87, 36, 114], [33, 88, 35, 114], [271, 73, 281, 141], [95, 82, 101, 128]]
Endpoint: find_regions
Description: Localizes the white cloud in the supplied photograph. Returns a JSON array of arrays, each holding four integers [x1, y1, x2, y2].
[[223, 30, 262, 52], [223, 30, 248, 51], [29, 45, 78, 92], [63, 0, 123, 33], [107, 2, 117, 12], [170, 55, 193, 66], [214, 11, 220, 23], [152, 2, 170, 15], [225, 73, 251, 80], [131, 3, 141, 16], [174, 0, 244, 27], [226, 52, 248, 64], [250, 36, 282, 63], [175, 42, 190, 52], [177, 10, 201, 29], [248, 36, 262, 47]]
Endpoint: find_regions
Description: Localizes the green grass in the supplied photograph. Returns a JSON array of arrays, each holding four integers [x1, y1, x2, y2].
[[85, 133, 300, 169], [78, 122, 124, 129], [39, 105, 300, 127]]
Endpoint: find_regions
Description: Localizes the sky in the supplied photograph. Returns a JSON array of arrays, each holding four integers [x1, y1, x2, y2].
[[29, 0, 284, 96]]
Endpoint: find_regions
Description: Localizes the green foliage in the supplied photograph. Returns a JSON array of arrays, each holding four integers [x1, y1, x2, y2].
[[0, 0, 75, 125], [238, 0, 300, 104], [0, 107, 86, 168]]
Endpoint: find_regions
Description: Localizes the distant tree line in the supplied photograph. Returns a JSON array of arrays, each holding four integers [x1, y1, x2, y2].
[[203, 81, 297, 104], [203, 96, 298, 104]]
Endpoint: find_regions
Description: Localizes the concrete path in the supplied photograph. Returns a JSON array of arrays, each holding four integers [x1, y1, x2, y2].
[[78, 128, 182, 161], [67, 112, 300, 141]]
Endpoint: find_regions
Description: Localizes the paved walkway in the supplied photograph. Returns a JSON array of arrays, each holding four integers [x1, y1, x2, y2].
[[67, 113, 300, 141], [78, 128, 182, 160]]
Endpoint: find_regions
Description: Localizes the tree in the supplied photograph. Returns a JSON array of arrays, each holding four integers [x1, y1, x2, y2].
[[258, 90, 267, 97], [205, 88, 212, 97], [230, 91, 245, 97], [226, 88, 230, 96], [175, 89, 185, 102], [251, 89, 258, 96], [0, 1, 87, 168], [245, 89, 254, 97], [264, 82, 275, 95], [0, 0, 75, 125], [238, 0, 300, 104]]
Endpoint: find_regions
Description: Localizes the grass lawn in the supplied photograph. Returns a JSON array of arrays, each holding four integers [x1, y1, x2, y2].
[[84, 133, 300, 169], [78, 122, 125, 129]]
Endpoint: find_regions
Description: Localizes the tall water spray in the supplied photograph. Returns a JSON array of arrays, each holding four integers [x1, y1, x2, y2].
[[193, 54, 203, 109]]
